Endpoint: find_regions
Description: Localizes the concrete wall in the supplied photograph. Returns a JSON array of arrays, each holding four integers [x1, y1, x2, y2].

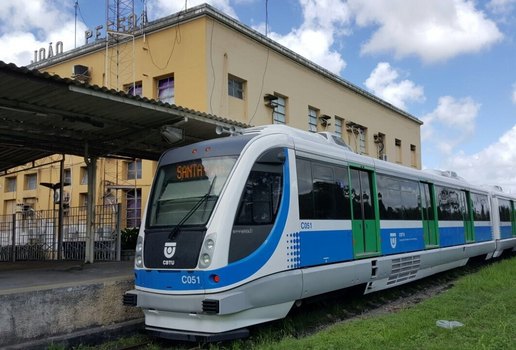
[[0, 278, 142, 348]]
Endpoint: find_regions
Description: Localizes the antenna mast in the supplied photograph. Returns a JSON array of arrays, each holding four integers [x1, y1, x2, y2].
[[104, 0, 136, 90]]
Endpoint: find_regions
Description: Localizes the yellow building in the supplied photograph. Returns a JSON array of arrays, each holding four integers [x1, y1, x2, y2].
[[1, 4, 422, 228]]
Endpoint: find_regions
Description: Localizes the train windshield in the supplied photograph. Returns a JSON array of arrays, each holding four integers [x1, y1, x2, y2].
[[147, 156, 237, 228]]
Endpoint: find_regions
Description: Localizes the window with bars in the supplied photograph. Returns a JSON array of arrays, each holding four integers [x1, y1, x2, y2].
[[335, 117, 343, 137], [157, 76, 174, 104], [308, 107, 318, 132], [127, 159, 142, 180], [395, 138, 402, 163], [24, 173, 37, 190], [273, 95, 286, 124], [5, 177, 16, 192], [64, 169, 71, 185], [125, 81, 143, 97], [228, 75, 245, 99], [80, 167, 88, 185], [126, 188, 142, 228]]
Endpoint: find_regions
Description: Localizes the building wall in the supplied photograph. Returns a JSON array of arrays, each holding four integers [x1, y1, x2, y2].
[[204, 17, 421, 165], [1, 10, 422, 219]]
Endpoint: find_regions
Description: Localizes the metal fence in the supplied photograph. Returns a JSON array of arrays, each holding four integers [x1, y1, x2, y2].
[[0, 204, 122, 262]]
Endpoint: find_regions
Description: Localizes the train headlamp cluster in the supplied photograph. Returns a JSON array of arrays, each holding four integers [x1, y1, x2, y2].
[[135, 236, 143, 268], [198, 235, 216, 268]]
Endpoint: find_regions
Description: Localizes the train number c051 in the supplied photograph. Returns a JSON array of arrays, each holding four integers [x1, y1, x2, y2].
[[300, 222, 313, 230], [181, 275, 201, 285]]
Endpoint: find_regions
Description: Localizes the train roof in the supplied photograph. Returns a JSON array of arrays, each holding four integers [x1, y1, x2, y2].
[[242, 125, 495, 194]]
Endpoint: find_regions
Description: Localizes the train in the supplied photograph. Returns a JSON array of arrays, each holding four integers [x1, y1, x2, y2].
[[123, 124, 516, 341]]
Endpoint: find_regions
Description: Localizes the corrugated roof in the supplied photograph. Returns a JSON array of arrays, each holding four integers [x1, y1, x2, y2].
[[0, 61, 247, 173]]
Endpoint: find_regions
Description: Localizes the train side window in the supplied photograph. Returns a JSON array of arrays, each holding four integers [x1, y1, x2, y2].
[[229, 149, 284, 263], [400, 179, 420, 220], [377, 174, 420, 220], [234, 167, 283, 225], [296, 158, 351, 220], [436, 186, 464, 221], [377, 174, 402, 220], [499, 199, 511, 222], [297, 158, 314, 219], [471, 193, 490, 221]]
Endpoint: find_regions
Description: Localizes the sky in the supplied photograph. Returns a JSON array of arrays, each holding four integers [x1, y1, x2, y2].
[[0, 0, 515, 192]]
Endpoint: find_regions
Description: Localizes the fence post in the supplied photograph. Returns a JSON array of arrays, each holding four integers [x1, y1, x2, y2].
[[11, 213, 16, 263], [116, 203, 122, 261]]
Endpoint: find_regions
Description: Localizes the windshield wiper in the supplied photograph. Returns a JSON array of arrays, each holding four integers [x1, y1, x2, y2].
[[168, 176, 217, 240]]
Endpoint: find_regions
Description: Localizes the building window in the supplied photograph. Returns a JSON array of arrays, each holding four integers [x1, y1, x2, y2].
[[157, 76, 174, 104], [80, 167, 88, 185], [127, 159, 142, 180], [335, 117, 343, 137], [410, 144, 417, 167], [5, 176, 16, 192], [228, 75, 245, 99], [395, 138, 402, 163], [273, 95, 286, 124], [125, 81, 142, 97], [126, 188, 142, 228], [79, 193, 88, 207], [4, 200, 16, 215], [24, 173, 37, 190], [347, 122, 367, 155], [64, 169, 71, 185], [308, 107, 318, 132]]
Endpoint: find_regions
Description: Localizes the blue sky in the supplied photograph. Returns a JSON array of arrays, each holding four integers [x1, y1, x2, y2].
[[0, 0, 515, 192]]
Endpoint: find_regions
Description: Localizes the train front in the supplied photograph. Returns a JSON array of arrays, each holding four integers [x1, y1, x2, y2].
[[123, 131, 300, 341]]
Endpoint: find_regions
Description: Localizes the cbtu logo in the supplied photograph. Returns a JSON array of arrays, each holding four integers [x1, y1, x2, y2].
[[164, 242, 177, 258], [390, 232, 397, 249]]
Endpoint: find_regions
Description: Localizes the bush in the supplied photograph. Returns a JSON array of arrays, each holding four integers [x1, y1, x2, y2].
[[121, 227, 139, 250]]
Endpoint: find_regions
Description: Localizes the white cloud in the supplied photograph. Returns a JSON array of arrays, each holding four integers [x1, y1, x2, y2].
[[512, 83, 516, 104], [421, 96, 480, 155], [149, 0, 237, 19], [364, 62, 424, 110], [258, 0, 351, 74], [0, 0, 86, 66], [443, 125, 516, 193], [348, 0, 503, 63]]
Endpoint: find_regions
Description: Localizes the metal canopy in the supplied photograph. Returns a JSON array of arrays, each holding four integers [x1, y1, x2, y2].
[[0, 61, 247, 173]]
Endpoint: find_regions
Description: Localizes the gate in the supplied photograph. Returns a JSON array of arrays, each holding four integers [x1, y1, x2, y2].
[[0, 204, 122, 262]]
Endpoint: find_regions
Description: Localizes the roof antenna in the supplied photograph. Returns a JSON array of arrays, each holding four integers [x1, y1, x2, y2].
[[265, 0, 269, 37], [74, 0, 79, 48]]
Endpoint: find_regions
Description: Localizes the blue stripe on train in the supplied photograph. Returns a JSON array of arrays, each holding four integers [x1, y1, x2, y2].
[[298, 230, 354, 267], [439, 226, 466, 247], [474, 225, 492, 242], [500, 225, 513, 239], [136, 149, 291, 291], [380, 227, 425, 255]]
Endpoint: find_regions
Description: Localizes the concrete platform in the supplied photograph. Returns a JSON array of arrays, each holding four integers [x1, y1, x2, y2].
[[0, 261, 143, 349]]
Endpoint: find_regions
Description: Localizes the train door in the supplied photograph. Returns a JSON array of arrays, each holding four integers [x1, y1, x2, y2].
[[464, 191, 475, 243], [350, 168, 379, 257], [420, 182, 438, 247]]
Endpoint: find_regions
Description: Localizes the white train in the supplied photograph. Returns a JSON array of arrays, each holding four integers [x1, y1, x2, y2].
[[123, 125, 516, 341]]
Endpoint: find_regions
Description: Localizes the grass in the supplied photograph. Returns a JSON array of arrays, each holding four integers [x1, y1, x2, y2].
[[61, 255, 516, 350], [258, 256, 516, 350]]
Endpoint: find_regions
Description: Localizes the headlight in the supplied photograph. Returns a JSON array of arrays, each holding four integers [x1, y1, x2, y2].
[[205, 239, 215, 250], [201, 253, 211, 265], [135, 236, 143, 268]]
